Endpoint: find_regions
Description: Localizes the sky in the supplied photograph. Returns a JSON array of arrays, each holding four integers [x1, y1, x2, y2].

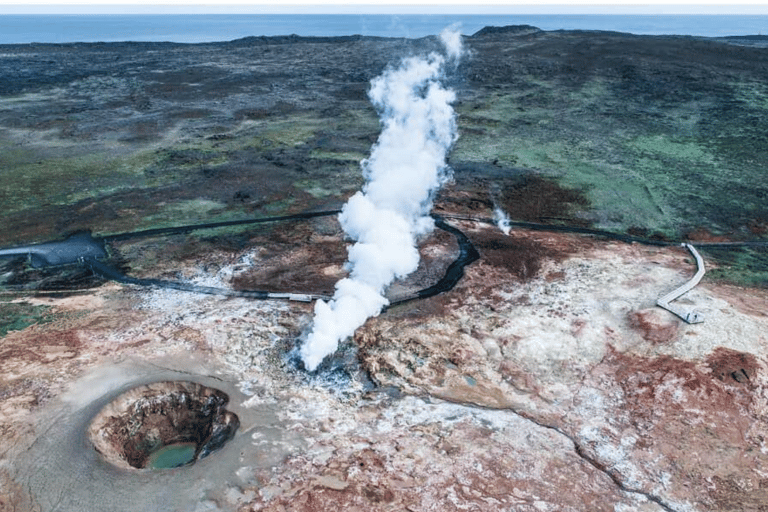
[[0, 2, 767, 15]]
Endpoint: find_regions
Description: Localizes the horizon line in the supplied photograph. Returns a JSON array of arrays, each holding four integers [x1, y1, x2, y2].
[[1, 4, 767, 15]]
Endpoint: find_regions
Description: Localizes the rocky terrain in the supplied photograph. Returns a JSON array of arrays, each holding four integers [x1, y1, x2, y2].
[[1, 26, 768, 511]]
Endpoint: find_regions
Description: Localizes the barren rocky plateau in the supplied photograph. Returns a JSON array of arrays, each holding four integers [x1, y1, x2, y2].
[[2, 25, 768, 512]]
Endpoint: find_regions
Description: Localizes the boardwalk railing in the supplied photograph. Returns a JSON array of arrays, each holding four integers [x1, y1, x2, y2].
[[656, 243, 705, 324]]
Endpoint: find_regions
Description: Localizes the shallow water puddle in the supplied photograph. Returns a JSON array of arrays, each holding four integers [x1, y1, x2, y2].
[[148, 443, 197, 469]]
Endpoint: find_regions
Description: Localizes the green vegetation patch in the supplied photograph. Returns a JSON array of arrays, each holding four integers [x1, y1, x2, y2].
[[334, 108, 380, 133], [139, 198, 232, 224], [629, 135, 715, 164], [258, 197, 297, 215], [703, 247, 768, 289], [309, 149, 366, 162], [0, 301, 57, 336], [731, 80, 768, 111], [454, 76, 768, 242], [0, 148, 160, 215], [242, 114, 325, 151], [152, 147, 228, 171], [293, 178, 337, 198], [98, 199, 258, 244]]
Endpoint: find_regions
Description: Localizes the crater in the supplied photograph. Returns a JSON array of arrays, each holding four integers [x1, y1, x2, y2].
[[88, 381, 239, 470]]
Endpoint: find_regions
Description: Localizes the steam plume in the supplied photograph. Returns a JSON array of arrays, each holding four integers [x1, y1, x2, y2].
[[300, 27, 463, 371], [493, 205, 512, 235]]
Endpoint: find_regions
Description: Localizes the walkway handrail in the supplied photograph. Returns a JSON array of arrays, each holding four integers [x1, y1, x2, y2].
[[656, 243, 705, 324]]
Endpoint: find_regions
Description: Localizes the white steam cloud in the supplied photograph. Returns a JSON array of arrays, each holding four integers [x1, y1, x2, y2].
[[493, 205, 512, 235], [300, 27, 464, 371]]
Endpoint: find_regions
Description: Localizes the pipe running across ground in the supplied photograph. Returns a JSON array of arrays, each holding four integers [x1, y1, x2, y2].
[[0, 211, 481, 305], [87, 214, 478, 305], [3, 211, 766, 320]]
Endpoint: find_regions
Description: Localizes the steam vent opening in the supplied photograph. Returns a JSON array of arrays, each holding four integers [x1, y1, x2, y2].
[[88, 381, 239, 470]]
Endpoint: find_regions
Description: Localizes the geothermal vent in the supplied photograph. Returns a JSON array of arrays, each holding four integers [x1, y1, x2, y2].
[[88, 381, 239, 470]]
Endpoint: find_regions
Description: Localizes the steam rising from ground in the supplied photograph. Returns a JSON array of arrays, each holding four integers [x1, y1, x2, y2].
[[300, 28, 463, 371], [494, 205, 512, 235]]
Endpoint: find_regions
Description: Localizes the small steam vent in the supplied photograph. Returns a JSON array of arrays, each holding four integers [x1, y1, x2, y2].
[[88, 381, 239, 470]]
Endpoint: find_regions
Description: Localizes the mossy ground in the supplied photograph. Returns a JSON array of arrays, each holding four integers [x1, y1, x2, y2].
[[0, 109, 368, 245], [703, 247, 768, 288], [0, 32, 766, 292], [0, 301, 56, 336], [454, 74, 768, 244]]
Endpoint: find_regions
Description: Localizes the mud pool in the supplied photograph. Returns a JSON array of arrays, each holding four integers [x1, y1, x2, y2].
[[88, 380, 240, 471], [12, 358, 304, 512]]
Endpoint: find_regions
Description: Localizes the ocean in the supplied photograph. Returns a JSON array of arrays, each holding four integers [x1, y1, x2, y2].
[[0, 14, 766, 45]]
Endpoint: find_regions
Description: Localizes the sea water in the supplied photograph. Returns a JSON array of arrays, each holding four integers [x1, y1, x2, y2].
[[0, 14, 766, 45]]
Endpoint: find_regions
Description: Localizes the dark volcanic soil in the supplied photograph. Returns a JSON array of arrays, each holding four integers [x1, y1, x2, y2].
[[0, 26, 767, 285]]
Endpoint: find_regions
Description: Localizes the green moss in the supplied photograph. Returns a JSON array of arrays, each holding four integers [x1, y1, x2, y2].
[[703, 247, 768, 289], [0, 148, 159, 215], [294, 179, 336, 198], [260, 197, 297, 215], [0, 301, 56, 336], [335, 108, 380, 132], [731, 80, 768, 111], [135, 199, 236, 227], [454, 86, 586, 169], [454, 76, 768, 244], [309, 149, 366, 162], [153, 148, 228, 170], [240, 114, 324, 150], [99, 200, 259, 242], [629, 135, 714, 163]]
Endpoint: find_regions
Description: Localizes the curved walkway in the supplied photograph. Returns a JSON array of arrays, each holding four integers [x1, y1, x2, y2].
[[656, 243, 706, 324], [443, 214, 741, 324]]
